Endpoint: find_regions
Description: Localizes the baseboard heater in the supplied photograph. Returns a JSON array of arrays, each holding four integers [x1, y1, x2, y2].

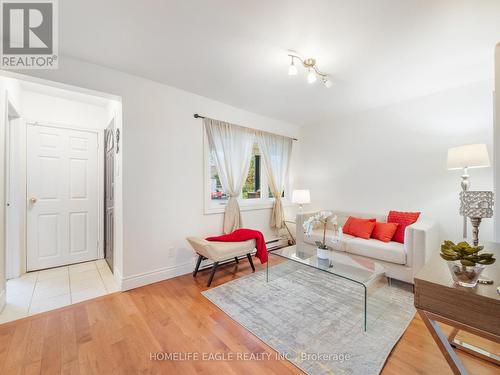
[[266, 237, 290, 251]]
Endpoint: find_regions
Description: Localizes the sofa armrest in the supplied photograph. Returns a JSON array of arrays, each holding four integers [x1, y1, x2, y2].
[[404, 218, 440, 277]]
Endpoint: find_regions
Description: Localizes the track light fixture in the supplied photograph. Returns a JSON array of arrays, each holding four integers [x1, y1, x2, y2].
[[307, 68, 317, 83], [322, 76, 332, 88], [287, 51, 332, 88], [288, 55, 298, 76]]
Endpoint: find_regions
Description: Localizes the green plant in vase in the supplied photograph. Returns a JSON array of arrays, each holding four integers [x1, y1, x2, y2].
[[440, 240, 496, 287]]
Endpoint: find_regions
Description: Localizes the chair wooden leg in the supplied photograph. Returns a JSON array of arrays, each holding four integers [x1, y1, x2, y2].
[[193, 254, 203, 277], [247, 253, 255, 272], [234, 257, 239, 264], [207, 262, 219, 287]]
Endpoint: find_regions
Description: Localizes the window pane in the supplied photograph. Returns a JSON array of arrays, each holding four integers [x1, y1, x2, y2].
[[210, 152, 228, 201], [242, 144, 260, 199]]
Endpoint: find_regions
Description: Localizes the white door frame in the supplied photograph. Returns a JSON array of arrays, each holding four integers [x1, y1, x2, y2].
[[23, 120, 105, 271], [2, 91, 21, 313], [494, 44, 500, 241], [4, 95, 21, 280]]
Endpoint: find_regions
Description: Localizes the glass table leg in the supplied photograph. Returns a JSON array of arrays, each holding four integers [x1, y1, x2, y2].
[[266, 257, 269, 282], [363, 284, 367, 332]]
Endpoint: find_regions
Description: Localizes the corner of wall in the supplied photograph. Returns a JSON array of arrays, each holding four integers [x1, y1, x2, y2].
[[0, 288, 5, 312], [495, 44, 500, 241]]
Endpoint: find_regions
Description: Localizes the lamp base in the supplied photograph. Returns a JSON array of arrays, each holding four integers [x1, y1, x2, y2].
[[469, 217, 482, 247], [461, 169, 470, 239]]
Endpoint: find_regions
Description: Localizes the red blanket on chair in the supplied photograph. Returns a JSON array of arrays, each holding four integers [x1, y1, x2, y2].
[[206, 228, 268, 264]]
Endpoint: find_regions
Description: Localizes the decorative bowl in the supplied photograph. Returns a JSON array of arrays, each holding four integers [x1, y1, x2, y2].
[[447, 261, 485, 287]]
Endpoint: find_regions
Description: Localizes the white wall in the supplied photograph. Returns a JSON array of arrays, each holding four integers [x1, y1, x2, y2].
[[18, 57, 301, 290], [298, 81, 494, 243], [495, 44, 500, 242], [21, 90, 109, 129], [0, 77, 22, 311]]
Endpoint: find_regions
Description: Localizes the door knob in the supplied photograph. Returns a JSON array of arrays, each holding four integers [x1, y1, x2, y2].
[[30, 197, 37, 204]]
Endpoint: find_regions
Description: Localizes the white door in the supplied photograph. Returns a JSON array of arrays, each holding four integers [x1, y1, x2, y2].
[[27, 124, 99, 271]]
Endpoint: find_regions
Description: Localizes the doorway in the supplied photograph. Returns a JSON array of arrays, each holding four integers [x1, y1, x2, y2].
[[26, 123, 99, 271], [1, 76, 123, 323]]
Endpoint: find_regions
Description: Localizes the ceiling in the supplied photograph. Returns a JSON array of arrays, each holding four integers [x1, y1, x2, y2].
[[61, 0, 500, 126]]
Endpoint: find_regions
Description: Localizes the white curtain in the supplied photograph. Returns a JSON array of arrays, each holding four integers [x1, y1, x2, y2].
[[204, 118, 255, 233], [257, 131, 293, 229]]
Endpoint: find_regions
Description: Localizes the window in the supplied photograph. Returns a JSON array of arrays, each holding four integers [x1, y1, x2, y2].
[[242, 143, 261, 199], [205, 136, 290, 213], [209, 152, 228, 201]]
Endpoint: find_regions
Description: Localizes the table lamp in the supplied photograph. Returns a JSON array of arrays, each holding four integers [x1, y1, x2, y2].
[[292, 189, 310, 213], [447, 144, 490, 238], [460, 191, 494, 246]]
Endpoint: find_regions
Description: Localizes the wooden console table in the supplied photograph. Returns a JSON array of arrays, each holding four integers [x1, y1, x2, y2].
[[414, 242, 500, 375]]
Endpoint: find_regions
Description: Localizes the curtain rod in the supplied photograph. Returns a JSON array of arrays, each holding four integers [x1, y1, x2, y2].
[[193, 113, 298, 141]]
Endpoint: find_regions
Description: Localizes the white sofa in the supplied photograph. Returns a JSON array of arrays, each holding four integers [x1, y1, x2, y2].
[[296, 211, 440, 284]]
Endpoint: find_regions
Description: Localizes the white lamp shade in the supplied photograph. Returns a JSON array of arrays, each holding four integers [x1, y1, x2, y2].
[[307, 70, 317, 84], [447, 144, 490, 170], [292, 189, 311, 204]]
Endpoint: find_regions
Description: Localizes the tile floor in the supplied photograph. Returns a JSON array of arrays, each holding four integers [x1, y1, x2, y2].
[[0, 259, 119, 324]]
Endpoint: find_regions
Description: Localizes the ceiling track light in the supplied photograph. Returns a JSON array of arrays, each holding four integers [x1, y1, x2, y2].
[[288, 56, 298, 76], [287, 51, 332, 88], [307, 68, 317, 83]]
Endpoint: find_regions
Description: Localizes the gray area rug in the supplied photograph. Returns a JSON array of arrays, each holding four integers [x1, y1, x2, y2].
[[202, 261, 415, 375]]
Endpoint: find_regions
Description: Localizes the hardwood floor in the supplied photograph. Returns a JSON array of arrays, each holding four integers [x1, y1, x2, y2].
[[0, 257, 498, 374]]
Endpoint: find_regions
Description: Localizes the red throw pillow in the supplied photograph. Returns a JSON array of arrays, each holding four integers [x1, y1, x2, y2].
[[343, 216, 376, 239], [351, 220, 376, 239], [343, 217, 354, 233], [371, 222, 399, 243], [343, 216, 376, 235], [387, 211, 421, 243]]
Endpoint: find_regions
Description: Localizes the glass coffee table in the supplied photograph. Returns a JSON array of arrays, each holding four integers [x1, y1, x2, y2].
[[267, 243, 386, 331]]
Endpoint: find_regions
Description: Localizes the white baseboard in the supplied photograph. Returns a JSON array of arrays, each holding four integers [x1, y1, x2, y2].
[[119, 261, 194, 291], [0, 289, 6, 313]]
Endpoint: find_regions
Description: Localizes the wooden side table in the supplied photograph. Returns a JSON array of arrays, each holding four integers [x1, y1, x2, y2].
[[414, 242, 500, 375]]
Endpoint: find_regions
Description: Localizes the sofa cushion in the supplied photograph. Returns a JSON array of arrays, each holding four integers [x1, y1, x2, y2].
[[371, 222, 399, 242], [303, 228, 355, 252], [343, 216, 376, 236], [346, 237, 406, 265], [388, 211, 421, 243], [349, 219, 376, 239]]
